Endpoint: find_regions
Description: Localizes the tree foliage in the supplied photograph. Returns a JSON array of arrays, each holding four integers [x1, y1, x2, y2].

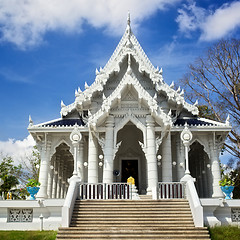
[[0, 146, 41, 199], [20, 146, 40, 184], [0, 156, 23, 197], [181, 38, 240, 160]]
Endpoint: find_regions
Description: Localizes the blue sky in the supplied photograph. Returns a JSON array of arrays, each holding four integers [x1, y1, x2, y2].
[[0, 0, 240, 158]]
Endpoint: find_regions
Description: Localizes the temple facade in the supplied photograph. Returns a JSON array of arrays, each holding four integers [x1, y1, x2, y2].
[[28, 15, 231, 201]]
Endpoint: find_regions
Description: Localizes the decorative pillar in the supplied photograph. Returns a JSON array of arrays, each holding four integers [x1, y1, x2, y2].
[[57, 177, 62, 199], [209, 141, 224, 198], [146, 115, 158, 194], [180, 124, 193, 175], [56, 159, 62, 199], [176, 137, 185, 181], [70, 126, 82, 177], [88, 130, 98, 183], [37, 137, 51, 199], [77, 142, 84, 180], [52, 159, 58, 198], [180, 123, 195, 184], [161, 132, 172, 182], [47, 161, 54, 199], [61, 182, 65, 198], [103, 116, 114, 183]]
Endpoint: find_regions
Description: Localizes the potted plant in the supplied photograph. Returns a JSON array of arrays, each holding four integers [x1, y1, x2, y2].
[[26, 179, 41, 200], [219, 174, 234, 200]]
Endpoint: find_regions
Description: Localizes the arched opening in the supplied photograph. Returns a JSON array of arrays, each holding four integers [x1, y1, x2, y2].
[[114, 121, 147, 194], [189, 141, 212, 198], [50, 143, 74, 198]]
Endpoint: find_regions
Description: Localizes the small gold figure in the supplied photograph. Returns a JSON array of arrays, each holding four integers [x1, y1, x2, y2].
[[127, 176, 135, 185], [7, 192, 12, 200]]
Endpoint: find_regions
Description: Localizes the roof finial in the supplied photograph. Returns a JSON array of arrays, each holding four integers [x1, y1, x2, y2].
[[127, 11, 131, 27], [29, 115, 33, 127], [126, 11, 131, 37]]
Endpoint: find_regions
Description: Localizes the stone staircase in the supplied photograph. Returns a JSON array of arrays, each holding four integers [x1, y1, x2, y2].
[[57, 199, 210, 240]]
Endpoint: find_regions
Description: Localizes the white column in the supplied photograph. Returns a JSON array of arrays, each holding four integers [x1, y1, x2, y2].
[[72, 142, 79, 176], [47, 163, 54, 198], [161, 132, 172, 182], [57, 177, 62, 199], [176, 137, 185, 181], [88, 131, 98, 183], [37, 141, 51, 199], [77, 142, 84, 180], [56, 160, 62, 199], [52, 171, 58, 198], [209, 141, 224, 198], [61, 182, 65, 198], [146, 115, 158, 194], [69, 126, 82, 182], [52, 159, 58, 198], [103, 116, 114, 183]]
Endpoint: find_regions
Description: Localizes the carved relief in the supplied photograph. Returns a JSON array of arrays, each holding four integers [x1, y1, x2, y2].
[[9, 209, 33, 222]]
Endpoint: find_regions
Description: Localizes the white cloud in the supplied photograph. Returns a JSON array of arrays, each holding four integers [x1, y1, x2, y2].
[[201, 2, 240, 41], [176, 1, 240, 41], [0, 135, 35, 165], [176, 1, 206, 36], [0, 0, 180, 49]]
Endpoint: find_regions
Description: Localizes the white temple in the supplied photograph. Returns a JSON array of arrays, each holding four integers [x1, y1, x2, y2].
[[28, 14, 230, 201], [2, 14, 239, 231]]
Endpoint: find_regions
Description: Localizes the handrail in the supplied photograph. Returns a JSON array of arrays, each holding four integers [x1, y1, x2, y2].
[[185, 179, 203, 227], [80, 183, 132, 200], [62, 177, 81, 227]]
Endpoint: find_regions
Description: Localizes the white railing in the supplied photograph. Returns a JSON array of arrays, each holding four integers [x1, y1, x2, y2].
[[185, 179, 203, 227], [62, 178, 81, 227], [157, 182, 184, 199], [80, 183, 132, 200]]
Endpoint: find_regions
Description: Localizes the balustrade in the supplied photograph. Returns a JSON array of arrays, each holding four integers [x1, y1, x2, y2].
[[157, 182, 184, 199], [79, 183, 132, 200]]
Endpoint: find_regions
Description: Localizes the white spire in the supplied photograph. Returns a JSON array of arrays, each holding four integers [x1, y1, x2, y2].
[[127, 11, 131, 26], [126, 11, 131, 37], [225, 114, 230, 126], [29, 115, 33, 125], [61, 100, 66, 108]]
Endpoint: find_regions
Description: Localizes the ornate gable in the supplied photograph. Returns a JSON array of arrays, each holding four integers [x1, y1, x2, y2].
[[28, 14, 232, 135], [60, 14, 199, 122]]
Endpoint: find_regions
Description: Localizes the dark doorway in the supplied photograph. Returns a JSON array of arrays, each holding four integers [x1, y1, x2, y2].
[[121, 160, 138, 189]]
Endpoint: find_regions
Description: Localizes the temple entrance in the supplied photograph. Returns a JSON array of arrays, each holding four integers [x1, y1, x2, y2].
[[121, 159, 139, 189], [189, 141, 212, 198], [115, 122, 147, 194]]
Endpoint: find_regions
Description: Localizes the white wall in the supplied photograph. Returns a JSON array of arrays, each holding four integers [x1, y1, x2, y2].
[[0, 199, 64, 230]]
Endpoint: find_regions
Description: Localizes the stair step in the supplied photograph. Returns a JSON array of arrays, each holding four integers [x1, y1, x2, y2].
[[57, 234, 209, 238], [57, 230, 209, 234], [70, 221, 194, 225], [59, 226, 208, 230], [72, 213, 192, 217], [56, 199, 210, 240]]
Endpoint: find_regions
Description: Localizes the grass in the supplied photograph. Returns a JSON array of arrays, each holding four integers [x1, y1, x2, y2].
[[0, 231, 57, 240], [1, 226, 240, 240], [209, 226, 240, 240]]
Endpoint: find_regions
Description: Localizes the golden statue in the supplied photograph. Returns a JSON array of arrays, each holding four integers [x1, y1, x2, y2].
[[127, 176, 135, 185]]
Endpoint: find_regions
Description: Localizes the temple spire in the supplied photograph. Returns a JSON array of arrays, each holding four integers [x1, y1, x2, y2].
[[126, 11, 131, 37], [127, 11, 131, 27]]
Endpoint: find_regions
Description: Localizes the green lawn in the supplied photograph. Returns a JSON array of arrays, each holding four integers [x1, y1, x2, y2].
[[209, 226, 240, 240], [0, 231, 57, 240], [1, 226, 240, 240]]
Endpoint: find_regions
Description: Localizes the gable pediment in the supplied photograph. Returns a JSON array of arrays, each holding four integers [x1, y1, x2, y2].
[[60, 15, 199, 125]]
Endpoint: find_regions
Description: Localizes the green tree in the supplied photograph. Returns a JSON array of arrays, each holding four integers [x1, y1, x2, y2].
[[20, 146, 41, 184], [181, 38, 240, 160], [0, 156, 23, 198]]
